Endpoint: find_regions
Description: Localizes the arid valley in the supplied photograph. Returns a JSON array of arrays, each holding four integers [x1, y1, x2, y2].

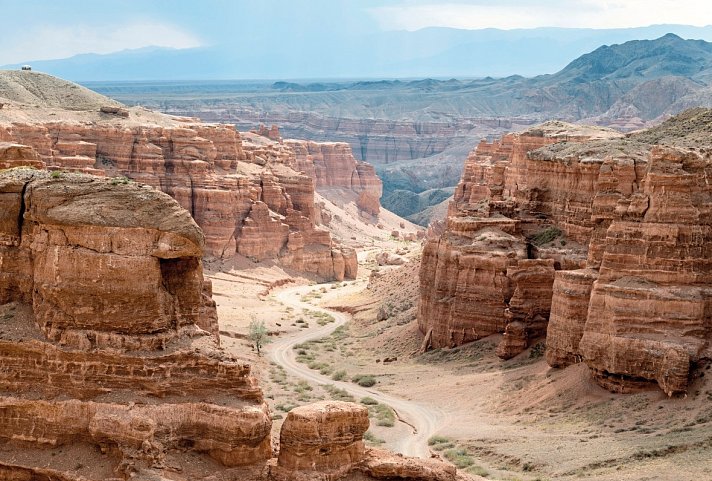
[[1, 2, 712, 481]]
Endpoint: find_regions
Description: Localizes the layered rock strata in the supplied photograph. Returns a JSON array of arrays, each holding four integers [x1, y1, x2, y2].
[[0, 165, 272, 477], [285, 139, 383, 215], [276, 401, 369, 479], [0, 158, 457, 480], [419, 112, 712, 395], [0, 72, 377, 280], [272, 401, 458, 481]]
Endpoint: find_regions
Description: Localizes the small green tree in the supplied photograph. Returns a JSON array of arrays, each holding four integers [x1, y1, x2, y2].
[[249, 318, 270, 355]]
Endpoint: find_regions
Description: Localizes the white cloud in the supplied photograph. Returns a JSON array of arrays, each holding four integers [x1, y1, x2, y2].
[[370, 0, 712, 31], [0, 22, 202, 65]]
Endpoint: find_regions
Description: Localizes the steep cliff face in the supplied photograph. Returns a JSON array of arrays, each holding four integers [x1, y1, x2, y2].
[[0, 165, 272, 477], [0, 161, 451, 480], [285, 139, 383, 215], [0, 72, 366, 281], [419, 112, 712, 395]]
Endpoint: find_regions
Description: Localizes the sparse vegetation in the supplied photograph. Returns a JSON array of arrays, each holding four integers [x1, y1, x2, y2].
[[110, 175, 131, 185], [50, 170, 62, 179], [529, 341, 546, 359], [248, 318, 270, 355], [352, 374, 377, 387], [331, 370, 347, 381], [371, 402, 396, 427], [363, 431, 385, 446], [530, 226, 562, 246], [324, 384, 355, 402], [360, 397, 379, 406], [275, 402, 297, 412], [443, 447, 475, 469], [428, 435, 451, 446]]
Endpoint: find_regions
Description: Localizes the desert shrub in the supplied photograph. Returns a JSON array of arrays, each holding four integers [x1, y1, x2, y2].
[[363, 431, 385, 445], [444, 448, 475, 469], [428, 435, 451, 446], [324, 384, 355, 402], [275, 403, 297, 412], [331, 370, 347, 381], [529, 341, 546, 359], [360, 397, 379, 406], [352, 374, 377, 387], [372, 403, 395, 427], [294, 380, 313, 393], [530, 227, 561, 246]]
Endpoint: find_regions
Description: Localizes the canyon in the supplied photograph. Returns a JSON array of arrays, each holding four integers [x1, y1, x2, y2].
[[2, 31, 712, 480], [87, 34, 712, 223], [0, 70, 389, 282], [0, 145, 459, 479], [419, 109, 712, 396]]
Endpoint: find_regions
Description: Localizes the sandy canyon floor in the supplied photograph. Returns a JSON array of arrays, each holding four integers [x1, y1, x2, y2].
[[212, 236, 712, 481]]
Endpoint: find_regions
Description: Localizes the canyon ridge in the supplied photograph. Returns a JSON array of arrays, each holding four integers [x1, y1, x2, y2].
[[1, 24, 712, 481]]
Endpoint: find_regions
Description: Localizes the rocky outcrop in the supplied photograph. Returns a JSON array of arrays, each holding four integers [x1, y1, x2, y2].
[[0, 166, 272, 477], [285, 139, 383, 215], [276, 401, 369, 479], [0, 77, 359, 280], [419, 112, 712, 395], [272, 401, 457, 481], [0, 160, 449, 480], [0, 142, 45, 169]]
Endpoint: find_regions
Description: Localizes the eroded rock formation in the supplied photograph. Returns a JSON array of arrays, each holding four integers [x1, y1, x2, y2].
[[0, 72, 383, 281], [0, 165, 271, 477], [272, 401, 458, 481], [285, 139, 383, 216], [0, 162, 452, 480], [419, 111, 712, 395]]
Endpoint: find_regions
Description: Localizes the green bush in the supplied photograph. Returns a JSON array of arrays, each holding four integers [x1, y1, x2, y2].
[[352, 374, 377, 387], [530, 227, 561, 246], [363, 431, 385, 445], [372, 403, 395, 427], [331, 370, 347, 381], [360, 397, 379, 406], [428, 435, 451, 446], [444, 448, 475, 469], [324, 384, 355, 402]]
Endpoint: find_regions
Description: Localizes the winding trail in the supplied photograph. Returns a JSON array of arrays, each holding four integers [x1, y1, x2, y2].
[[267, 283, 444, 458]]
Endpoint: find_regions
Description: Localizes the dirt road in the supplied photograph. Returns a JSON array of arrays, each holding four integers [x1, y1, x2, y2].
[[267, 284, 444, 458]]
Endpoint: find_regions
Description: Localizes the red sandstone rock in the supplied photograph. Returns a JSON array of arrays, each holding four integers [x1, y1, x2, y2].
[[0, 142, 45, 170], [0, 168, 272, 477], [277, 401, 369, 478], [286, 139, 383, 215], [358, 448, 457, 481], [420, 115, 712, 395], [0, 116, 356, 281]]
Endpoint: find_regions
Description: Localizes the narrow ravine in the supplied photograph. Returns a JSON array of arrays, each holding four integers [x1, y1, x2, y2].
[[267, 283, 444, 459]]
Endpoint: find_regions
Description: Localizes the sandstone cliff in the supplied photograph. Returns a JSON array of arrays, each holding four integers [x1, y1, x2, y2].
[[0, 164, 272, 477], [0, 71, 370, 281], [285, 138, 383, 216], [419, 111, 712, 396], [0, 158, 460, 480]]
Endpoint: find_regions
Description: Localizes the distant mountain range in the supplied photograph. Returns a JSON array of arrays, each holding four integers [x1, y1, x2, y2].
[[75, 33, 712, 223], [3, 25, 712, 81]]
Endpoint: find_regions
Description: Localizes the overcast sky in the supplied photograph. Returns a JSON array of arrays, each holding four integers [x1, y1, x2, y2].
[[2, 0, 711, 64]]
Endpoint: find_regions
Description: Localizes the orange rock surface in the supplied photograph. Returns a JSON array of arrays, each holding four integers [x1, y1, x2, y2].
[[0, 76, 371, 281], [0, 166, 272, 477], [419, 113, 712, 395], [285, 139, 383, 215], [277, 401, 369, 478]]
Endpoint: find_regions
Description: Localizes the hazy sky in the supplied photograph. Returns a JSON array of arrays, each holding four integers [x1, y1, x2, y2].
[[2, 0, 711, 64]]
